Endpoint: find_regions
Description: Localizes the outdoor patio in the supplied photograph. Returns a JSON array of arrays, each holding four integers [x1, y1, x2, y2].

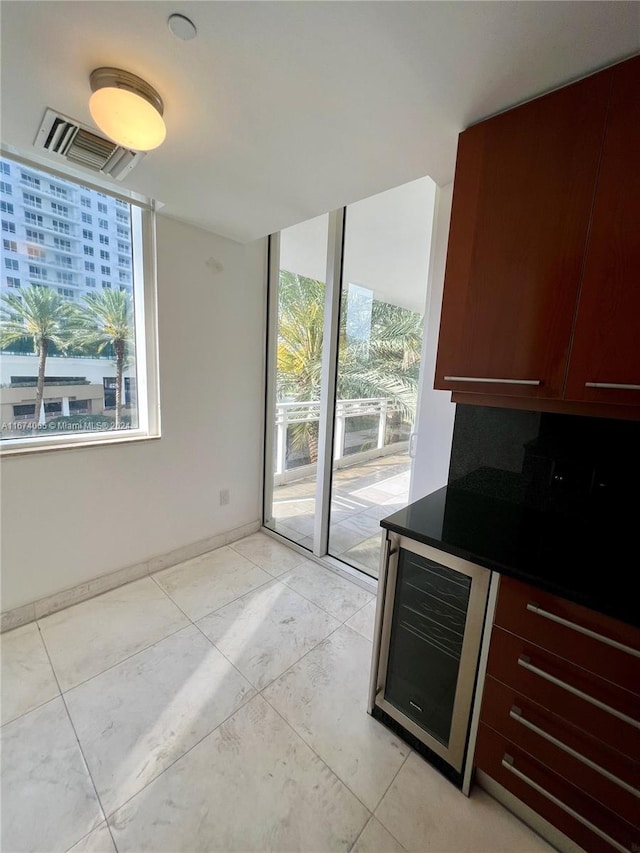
[[267, 451, 411, 577]]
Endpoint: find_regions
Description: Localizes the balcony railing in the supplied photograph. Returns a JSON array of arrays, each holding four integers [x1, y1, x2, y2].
[[274, 397, 410, 484]]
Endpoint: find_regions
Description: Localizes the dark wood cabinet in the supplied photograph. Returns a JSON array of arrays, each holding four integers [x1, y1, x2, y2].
[[565, 55, 640, 407], [475, 576, 640, 853], [435, 55, 640, 417]]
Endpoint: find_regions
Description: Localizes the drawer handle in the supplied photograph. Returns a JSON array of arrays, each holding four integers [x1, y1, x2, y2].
[[509, 706, 640, 799], [443, 376, 541, 385], [501, 754, 635, 853], [585, 382, 640, 391], [517, 655, 640, 730], [526, 603, 640, 658]]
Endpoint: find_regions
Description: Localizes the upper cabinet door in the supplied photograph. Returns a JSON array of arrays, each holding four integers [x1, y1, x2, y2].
[[435, 70, 612, 399], [565, 56, 640, 407]]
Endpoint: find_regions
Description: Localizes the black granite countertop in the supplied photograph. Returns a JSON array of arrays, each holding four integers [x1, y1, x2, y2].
[[381, 481, 639, 629]]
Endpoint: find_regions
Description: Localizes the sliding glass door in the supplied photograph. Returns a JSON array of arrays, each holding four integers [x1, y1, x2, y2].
[[264, 178, 436, 577]]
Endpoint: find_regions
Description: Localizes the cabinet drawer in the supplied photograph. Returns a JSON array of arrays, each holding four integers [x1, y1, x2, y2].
[[475, 723, 638, 853], [480, 675, 640, 828], [487, 627, 640, 758], [494, 576, 640, 692]]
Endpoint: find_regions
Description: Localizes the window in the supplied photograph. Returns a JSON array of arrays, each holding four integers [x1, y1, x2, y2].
[[23, 193, 42, 208], [0, 153, 160, 451], [119, 270, 130, 282], [117, 241, 129, 253], [0, 162, 10, 175], [118, 255, 130, 268], [1, 201, 14, 214], [21, 172, 39, 187], [0, 181, 11, 195], [116, 211, 129, 223]]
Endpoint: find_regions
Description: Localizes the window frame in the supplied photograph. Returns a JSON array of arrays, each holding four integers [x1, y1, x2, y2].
[[0, 149, 161, 456]]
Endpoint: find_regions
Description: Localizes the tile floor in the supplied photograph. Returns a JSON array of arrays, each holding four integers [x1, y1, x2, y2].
[[0, 532, 553, 853]]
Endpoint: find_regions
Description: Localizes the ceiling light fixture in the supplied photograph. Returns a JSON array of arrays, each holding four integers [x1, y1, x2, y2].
[[89, 67, 166, 152]]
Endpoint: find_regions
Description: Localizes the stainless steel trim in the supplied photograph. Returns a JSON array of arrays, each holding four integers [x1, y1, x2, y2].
[[509, 706, 640, 798], [373, 534, 491, 773], [368, 533, 391, 714], [501, 756, 633, 853], [443, 376, 541, 385], [585, 382, 640, 391], [462, 571, 500, 796], [517, 656, 640, 729], [314, 208, 345, 557], [526, 603, 640, 658]]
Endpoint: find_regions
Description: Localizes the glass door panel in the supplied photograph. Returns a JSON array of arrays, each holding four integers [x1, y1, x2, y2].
[[328, 178, 435, 576], [264, 214, 329, 549]]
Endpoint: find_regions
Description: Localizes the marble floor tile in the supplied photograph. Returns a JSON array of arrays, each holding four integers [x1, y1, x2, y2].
[[67, 823, 117, 853], [1, 697, 103, 853], [263, 625, 409, 811], [0, 621, 60, 725], [109, 695, 369, 852], [346, 598, 378, 642], [153, 546, 272, 621], [38, 578, 189, 692], [65, 625, 255, 815], [198, 581, 340, 689], [375, 752, 554, 852], [279, 558, 374, 622], [328, 520, 373, 554], [229, 531, 307, 576], [352, 817, 408, 853], [343, 537, 383, 577]]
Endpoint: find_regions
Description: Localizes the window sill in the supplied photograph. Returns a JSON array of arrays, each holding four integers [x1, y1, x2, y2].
[[0, 430, 161, 457]]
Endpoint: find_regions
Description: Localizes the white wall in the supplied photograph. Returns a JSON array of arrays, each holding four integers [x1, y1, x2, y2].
[[0, 215, 267, 611], [410, 182, 457, 501]]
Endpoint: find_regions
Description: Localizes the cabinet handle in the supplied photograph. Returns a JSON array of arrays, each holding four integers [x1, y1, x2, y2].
[[501, 754, 635, 853], [585, 382, 640, 391], [517, 655, 640, 730], [526, 603, 640, 658], [443, 376, 541, 385], [509, 706, 640, 798]]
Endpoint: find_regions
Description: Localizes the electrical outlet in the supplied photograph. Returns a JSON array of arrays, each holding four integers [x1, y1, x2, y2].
[[219, 489, 230, 506]]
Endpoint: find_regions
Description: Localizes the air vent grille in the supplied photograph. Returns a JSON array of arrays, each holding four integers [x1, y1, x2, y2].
[[34, 108, 146, 180]]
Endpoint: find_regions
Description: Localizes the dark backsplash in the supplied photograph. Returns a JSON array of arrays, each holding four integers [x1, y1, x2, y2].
[[447, 405, 639, 514]]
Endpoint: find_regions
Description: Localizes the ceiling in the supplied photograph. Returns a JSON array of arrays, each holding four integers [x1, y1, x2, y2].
[[1, 1, 638, 243]]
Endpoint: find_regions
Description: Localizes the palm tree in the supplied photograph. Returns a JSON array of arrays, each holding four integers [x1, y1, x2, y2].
[[0, 286, 75, 426], [71, 290, 134, 428], [276, 270, 423, 463]]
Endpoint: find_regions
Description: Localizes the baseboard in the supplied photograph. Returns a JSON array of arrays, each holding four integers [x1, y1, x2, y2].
[[1, 519, 261, 633]]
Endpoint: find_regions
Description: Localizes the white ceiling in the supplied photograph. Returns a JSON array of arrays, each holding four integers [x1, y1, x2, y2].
[[1, 1, 638, 243]]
